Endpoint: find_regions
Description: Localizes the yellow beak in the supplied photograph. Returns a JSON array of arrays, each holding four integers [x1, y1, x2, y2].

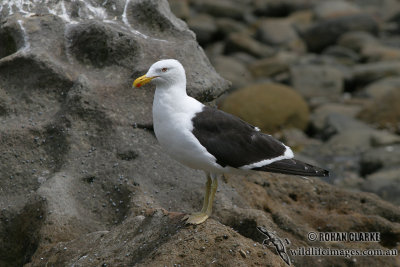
[[133, 75, 157, 88]]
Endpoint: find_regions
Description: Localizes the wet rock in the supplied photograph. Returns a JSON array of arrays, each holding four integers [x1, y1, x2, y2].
[[220, 83, 309, 133], [225, 32, 275, 58], [313, 0, 361, 20], [302, 14, 379, 52], [290, 64, 344, 100], [211, 56, 252, 90]]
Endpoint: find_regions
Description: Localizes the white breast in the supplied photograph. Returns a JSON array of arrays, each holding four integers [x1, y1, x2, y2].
[[152, 89, 222, 172]]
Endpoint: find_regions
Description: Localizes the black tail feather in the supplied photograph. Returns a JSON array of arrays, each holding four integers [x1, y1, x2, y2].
[[253, 159, 329, 177]]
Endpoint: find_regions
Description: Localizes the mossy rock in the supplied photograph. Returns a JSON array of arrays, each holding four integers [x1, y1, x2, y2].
[[220, 83, 309, 133]]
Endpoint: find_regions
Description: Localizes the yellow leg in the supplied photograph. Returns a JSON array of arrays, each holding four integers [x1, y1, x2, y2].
[[183, 173, 217, 225], [206, 175, 218, 216], [200, 174, 212, 213]]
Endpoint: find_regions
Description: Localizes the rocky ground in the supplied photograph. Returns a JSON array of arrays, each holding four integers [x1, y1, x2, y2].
[[0, 0, 400, 266]]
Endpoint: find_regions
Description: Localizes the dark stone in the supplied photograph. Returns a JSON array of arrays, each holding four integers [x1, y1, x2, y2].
[[302, 14, 379, 52]]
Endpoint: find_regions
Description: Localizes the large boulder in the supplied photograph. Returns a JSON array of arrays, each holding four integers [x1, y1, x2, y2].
[[220, 83, 309, 133], [0, 1, 229, 266]]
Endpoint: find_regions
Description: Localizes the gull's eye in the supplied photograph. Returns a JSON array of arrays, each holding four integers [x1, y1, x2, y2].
[[161, 67, 168, 72]]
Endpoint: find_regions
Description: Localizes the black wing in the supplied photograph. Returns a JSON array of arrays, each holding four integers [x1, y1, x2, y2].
[[191, 106, 287, 168], [191, 106, 329, 177], [253, 158, 329, 177]]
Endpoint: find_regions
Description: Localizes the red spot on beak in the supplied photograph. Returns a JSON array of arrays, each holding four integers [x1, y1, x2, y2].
[[137, 83, 141, 87]]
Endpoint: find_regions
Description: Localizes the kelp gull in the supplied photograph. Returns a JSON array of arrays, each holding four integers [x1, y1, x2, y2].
[[133, 59, 329, 224]]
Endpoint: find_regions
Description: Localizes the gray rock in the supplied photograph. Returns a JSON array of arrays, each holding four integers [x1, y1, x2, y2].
[[313, 0, 361, 20], [351, 61, 400, 87], [362, 168, 400, 205], [364, 76, 400, 99], [321, 130, 374, 156], [253, 0, 317, 17], [249, 52, 297, 78], [211, 56, 252, 90], [256, 18, 299, 47], [215, 18, 247, 37], [168, 0, 190, 19], [290, 64, 344, 99], [192, 0, 249, 19], [355, 0, 400, 21], [358, 88, 400, 133], [204, 41, 225, 60], [187, 13, 217, 45], [337, 31, 378, 52], [310, 103, 363, 133], [0, 1, 229, 266], [360, 145, 400, 176], [322, 113, 371, 139], [319, 126, 400, 158], [322, 45, 361, 65], [302, 14, 379, 52], [230, 52, 257, 65], [361, 44, 400, 62], [225, 32, 275, 58]]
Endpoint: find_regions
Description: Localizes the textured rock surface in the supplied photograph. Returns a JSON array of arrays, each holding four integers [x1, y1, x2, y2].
[[2, 0, 400, 266], [220, 83, 309, 133], [26, 173, 400, 267], [0, 1, 228, 266]]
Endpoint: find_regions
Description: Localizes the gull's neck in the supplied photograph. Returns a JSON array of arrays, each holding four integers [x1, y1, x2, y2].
[[154, 78, 188, 105], [153, 78, 203, 118]]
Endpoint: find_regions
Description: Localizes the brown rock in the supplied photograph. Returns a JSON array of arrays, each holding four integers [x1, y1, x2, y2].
[[225, 32, 275, 58], [187, 13, 217, 45], [220, 83, 309, 133], [358, 89, 400, 132], [212, 56, 252, 90], [249, 52, 297, 78], [313, 0, 361, 20], [256, 18, 299, 47]]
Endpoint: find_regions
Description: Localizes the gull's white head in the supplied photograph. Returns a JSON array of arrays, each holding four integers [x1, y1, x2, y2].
[[133, 59, 186, 88]]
